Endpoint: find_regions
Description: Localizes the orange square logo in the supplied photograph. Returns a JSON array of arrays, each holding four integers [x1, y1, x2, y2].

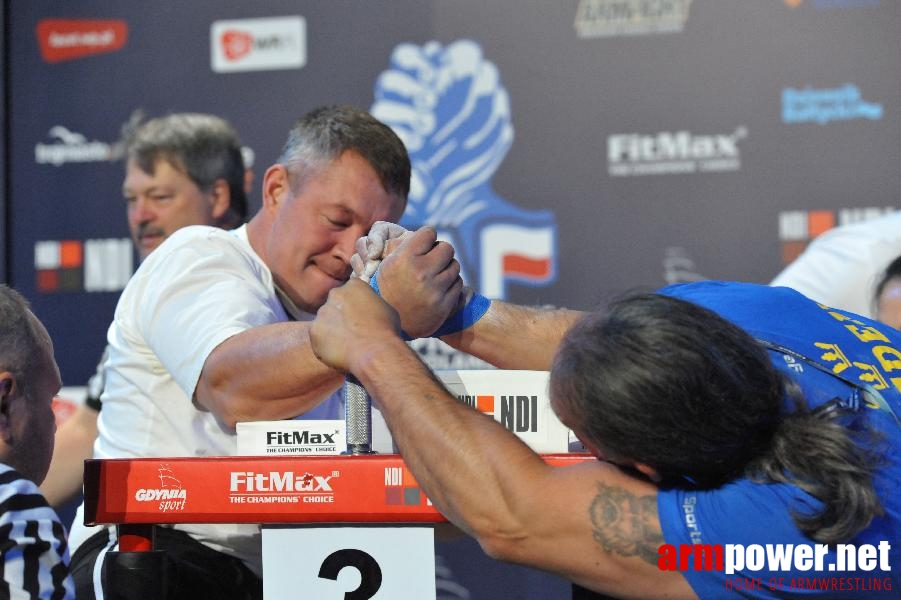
[[807, 211, 835, 238], [59, 240, 83, 268], [476, 395, 494, 413], [403, 466, 416, 486]]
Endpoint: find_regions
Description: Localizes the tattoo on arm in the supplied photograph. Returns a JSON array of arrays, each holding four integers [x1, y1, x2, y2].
[[588, 482, 664, 565]]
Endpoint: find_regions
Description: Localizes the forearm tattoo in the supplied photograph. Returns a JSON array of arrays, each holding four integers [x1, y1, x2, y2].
[[589, 483, 664, 565]]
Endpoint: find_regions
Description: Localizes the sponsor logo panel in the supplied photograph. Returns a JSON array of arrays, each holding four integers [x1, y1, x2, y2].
[[574, 0, 693, 38], [35, 125, 123, 166], [228, 469, 339, 505], [36, 19, 128, 63], [782, 84, 882, 125], [35, 238, 132, 293], [134, 464, 187, 513], [608, 127, 747, 177], [458, 394, 540, 434], [383, 466, 427, 507], [210, 16, 306, 73], [236, 420, 344, 456], [778, 207, 894, 264]]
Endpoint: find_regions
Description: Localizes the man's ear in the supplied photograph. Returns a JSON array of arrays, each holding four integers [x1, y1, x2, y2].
[[261, 165, 290, 210], [208, 179, 232, 221], [0, 373, 15, 443]]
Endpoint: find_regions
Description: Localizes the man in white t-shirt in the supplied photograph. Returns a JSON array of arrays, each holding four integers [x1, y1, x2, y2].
[[770, 210, 901, 317], [68, 105, 464, 600]]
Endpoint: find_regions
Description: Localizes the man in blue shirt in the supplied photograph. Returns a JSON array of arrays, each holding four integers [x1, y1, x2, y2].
[[310, 262, 899, 598]]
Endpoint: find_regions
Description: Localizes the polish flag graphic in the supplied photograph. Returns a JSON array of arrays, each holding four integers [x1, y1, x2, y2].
[[480, 223, 555, 299]]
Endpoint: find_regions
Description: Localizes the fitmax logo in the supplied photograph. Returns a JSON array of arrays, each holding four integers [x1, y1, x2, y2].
[[229, 471, 333, 492], [266, 431, 336, 445], [608, 127, 747, 176]]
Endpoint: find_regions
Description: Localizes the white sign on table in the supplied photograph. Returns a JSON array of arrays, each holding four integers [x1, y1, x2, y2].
[[262, 525, 436, 599]]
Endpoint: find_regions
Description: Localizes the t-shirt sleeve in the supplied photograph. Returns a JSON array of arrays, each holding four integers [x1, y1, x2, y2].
[[124, 229, 283, 399], [658, 482, 823, 598], [769, 226, 901, 318]]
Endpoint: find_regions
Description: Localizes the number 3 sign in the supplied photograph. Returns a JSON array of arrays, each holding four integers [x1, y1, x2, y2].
[[262, 525, 437, 599]]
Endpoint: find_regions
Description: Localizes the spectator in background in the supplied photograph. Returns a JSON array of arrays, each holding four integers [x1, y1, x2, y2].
[[0, 284, 75, 598], [771, 210, 901, 318], [874, 254, 901, 330], [40, 112, 250, 509]]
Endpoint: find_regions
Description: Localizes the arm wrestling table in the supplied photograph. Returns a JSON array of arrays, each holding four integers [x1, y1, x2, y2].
[[83, 453, 594, 598], [83, 370, 596, 598]]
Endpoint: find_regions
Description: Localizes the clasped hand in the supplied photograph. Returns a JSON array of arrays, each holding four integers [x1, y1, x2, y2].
[[354, 223, 465, 338]]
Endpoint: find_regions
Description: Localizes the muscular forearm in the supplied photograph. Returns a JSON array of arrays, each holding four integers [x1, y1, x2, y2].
[[196, 322, 343, 427], [440, 301, 583, 370], [354, 338, 551, 546], [356, 344, 694, 599]]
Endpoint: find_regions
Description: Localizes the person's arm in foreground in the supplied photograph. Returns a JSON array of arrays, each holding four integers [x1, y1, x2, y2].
[[310, 280, 695, 599], [40, 403, 97, 507]]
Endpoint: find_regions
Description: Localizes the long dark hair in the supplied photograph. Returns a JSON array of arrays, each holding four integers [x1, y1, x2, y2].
[[550, 293, 883, 544]]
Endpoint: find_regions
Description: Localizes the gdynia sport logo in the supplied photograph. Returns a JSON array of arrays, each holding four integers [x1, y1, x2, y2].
[[658, 542, 893, 593]]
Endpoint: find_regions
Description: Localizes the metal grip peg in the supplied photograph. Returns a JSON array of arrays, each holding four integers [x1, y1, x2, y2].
[[344, 374, 375, 454]]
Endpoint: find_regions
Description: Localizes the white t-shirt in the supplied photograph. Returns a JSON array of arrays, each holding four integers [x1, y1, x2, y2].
[[69, 224, 342, 575], [770, 211, 901, 318]]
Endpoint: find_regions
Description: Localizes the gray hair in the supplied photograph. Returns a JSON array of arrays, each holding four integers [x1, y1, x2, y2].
[[124, 113, 248, 223], [0, 286, 43, 390], [277, 105, 410, 202]]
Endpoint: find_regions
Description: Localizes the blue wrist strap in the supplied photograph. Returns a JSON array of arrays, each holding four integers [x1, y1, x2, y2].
[[432, 293, 491, 337], [369, 271, 490, 339]]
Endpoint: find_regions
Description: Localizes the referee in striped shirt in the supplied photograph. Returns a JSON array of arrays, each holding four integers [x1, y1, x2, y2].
[[0, 285, 74, 599]]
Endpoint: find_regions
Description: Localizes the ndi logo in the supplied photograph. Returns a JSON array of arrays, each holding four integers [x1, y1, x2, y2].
[[457, 395, 539, 433], [782, 84, 882, 125], [608, 127, 747, 177]]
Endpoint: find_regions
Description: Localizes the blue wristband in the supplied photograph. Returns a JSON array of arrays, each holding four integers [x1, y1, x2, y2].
[[432, 292, 491, 337], [369, 270, 490, 338]]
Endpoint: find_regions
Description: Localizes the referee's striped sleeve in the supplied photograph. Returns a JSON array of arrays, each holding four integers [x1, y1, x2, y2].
[[0, 464, 75, 599]]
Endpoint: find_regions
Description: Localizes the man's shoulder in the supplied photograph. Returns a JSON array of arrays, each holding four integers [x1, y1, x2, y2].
[[141, 225, 251, 271], [164, 224, 244, 249]]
